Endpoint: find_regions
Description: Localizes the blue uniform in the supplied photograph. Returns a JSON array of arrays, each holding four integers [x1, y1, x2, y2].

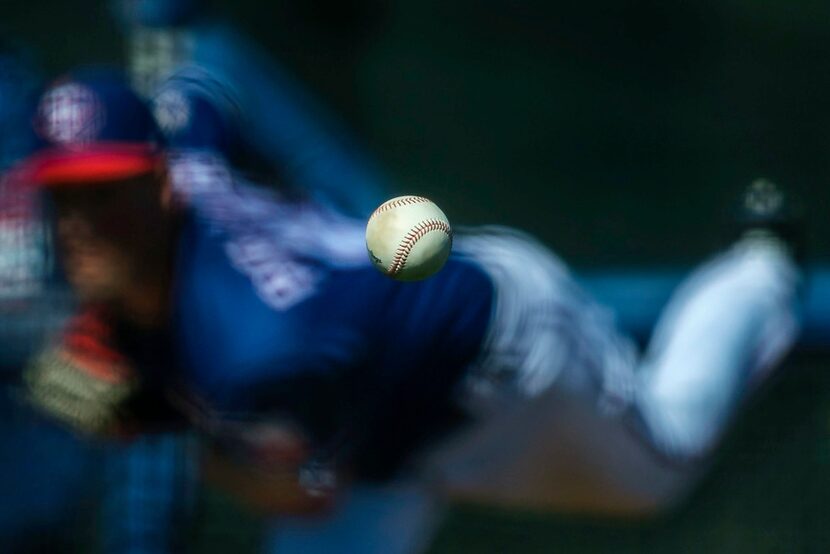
[[161, 165, 493, 477]]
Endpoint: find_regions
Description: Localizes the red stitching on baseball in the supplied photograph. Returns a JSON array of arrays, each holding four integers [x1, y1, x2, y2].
[[387, 218, 452, 276], [369, 196, 431, 222]]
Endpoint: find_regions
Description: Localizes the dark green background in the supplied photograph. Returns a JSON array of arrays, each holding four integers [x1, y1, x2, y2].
[[4, 1, 830, 551], [4, 0, 830, 265]]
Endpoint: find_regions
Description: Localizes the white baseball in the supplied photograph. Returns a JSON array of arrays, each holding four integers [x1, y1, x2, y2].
[[365, 195, 452, 281]]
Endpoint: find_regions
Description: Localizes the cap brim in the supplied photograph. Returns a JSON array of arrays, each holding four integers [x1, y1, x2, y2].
[[18, 143, 163, 187]]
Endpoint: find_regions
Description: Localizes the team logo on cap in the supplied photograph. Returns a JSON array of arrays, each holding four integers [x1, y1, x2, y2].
[[36, 82, 105, 146]]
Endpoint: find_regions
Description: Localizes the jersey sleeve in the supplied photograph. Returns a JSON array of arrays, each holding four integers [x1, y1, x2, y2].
[[152, 66, 243, 161]]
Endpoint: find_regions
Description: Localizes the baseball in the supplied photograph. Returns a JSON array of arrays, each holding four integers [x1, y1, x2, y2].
[[365, 195, 453, 281]]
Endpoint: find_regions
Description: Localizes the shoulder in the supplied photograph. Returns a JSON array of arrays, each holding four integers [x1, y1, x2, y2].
[[152, 65, 243, 157], [170, 179, 378, 387]]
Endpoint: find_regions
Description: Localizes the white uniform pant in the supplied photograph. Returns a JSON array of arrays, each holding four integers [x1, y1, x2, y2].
[[267, 231, 800, 552], [428, 233, 799, 514]]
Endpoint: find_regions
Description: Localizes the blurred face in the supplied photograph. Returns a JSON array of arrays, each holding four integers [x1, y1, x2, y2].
[[48, 173, 169, 304]]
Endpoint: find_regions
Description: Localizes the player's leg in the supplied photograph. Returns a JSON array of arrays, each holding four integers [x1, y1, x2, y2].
[[633, 180, 802, 465], [423, 226, 688, 514], [634, 235, 800, 464], [424, 205, 801, 515]]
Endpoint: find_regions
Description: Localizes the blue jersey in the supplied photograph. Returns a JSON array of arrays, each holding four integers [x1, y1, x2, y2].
[[166, 162, 493, 477]]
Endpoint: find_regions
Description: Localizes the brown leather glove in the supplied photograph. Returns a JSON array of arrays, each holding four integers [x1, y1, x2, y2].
[[23, 308, 138, 436]]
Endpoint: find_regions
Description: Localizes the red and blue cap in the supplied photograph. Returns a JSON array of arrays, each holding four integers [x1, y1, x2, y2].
[[20, 68, 166, 187]]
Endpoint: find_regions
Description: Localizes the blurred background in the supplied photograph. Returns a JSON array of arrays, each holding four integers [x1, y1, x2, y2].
[[2, 0, 830, 552], [6, 0, 830, 263]]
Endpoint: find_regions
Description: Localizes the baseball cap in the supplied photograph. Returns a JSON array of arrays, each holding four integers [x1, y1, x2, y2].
[[20, 67, 166, 187]]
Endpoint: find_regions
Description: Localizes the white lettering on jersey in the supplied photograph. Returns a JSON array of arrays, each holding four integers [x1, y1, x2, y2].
[[170, 153, 366, 311], [225, 235, 320, 310]]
